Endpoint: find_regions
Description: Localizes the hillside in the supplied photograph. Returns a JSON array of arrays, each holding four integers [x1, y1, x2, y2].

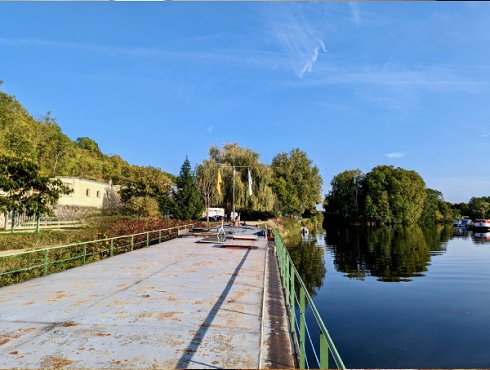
[[0, 84, 175, 186]]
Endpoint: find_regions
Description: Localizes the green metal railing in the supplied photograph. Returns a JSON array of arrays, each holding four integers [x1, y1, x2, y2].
[[0, 224, 193, 287], [274, 229, 345, 369]]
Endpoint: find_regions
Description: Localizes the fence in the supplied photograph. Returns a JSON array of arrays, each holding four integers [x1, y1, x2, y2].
[[0, 224, 193, 287], [274, 229, 345, 369]]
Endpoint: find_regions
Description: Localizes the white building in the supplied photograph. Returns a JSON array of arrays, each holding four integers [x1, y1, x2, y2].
[[55, 176, 116, 209]]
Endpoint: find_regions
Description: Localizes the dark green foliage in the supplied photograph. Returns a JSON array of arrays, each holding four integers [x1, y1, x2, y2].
[[325, 165, 435, 225], [468, 196, 490, 218], [120, 166, 173, 217], [0, 154, 71, 217], [324, 169, 363, 223], [172, 159, 204, 220], [271, 148, 322, 216], [75, 137, 103, 157], [420, 189, 453, 225]]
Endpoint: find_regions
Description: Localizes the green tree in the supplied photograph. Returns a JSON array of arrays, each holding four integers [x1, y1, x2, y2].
[[364, 165, 426, 225], [120, 166, 173, 217], [468, 196, 490, 218], [208, 144, 276, 218], [172, 158, 204, 220], [124, 196, 160, 217], [324, 169, 363, 222], [196, 159, 220, 221], [271, 148, 322, 216], [0, 154, 71, 231], [420, 189, 452, 225]]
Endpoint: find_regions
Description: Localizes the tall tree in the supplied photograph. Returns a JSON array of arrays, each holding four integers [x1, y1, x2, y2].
[[208, 144, 276, 218], [172, 158, 204, 220], [271, 148, 323, 216], [324, 169, 363, 222], [196, 159, 220, 221]]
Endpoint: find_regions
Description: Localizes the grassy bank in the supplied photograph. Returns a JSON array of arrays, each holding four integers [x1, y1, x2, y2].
[[0, 216, 195, 252], [0, 217, 199, 287]]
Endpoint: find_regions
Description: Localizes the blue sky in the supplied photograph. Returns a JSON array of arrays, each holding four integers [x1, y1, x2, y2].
[[1, 2, 489, 203]]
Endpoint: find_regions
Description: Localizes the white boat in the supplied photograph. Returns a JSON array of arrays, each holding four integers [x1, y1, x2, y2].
[[473, 219, 490, 229]]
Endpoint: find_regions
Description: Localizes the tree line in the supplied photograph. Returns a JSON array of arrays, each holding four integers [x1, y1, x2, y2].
[[129, 144, 324, 220], [0, 84, 324, 221], [324, 166, 454, 225], [324, 165, 490, 225]]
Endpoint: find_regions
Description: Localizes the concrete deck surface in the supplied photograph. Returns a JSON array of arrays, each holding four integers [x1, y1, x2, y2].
[[0, 232, 282, 368]]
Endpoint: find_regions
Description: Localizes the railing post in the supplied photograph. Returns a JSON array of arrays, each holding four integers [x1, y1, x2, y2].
[[146, 232, 149, 247], [158, 230, 161, 243], [320, 330, 329, 369], [299, 286, 306, 369], [285, 255, 290, 296], [83, 244, 87, 264], [131, 235, 134, 251], [110, 239, 114, 257], [290, 265, 295, 334], [43, 249, 48, 276]]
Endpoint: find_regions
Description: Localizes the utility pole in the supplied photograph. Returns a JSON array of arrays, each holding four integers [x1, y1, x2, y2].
[[232, 166, 236, 225], [218, 164, 251, 226]]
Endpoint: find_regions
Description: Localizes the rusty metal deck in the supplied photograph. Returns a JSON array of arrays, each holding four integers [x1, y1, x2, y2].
[[0, 229, 293, 368]]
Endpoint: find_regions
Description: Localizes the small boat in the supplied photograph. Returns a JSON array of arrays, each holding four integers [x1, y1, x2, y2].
[[473, 219, 490, 229], [453, 219, 473, 228]]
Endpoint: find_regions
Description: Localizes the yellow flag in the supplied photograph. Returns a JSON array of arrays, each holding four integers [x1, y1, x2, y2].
[[217, 168, 222, 196]]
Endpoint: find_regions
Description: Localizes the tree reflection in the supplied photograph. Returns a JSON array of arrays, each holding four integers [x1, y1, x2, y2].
[[281, 225, 326, 297], [326, 225, 449, 282]]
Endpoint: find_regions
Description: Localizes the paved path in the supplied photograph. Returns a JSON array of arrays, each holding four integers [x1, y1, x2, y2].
[[0, 233, 292, 368]]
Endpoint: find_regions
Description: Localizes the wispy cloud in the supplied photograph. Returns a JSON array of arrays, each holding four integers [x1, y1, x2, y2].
[[0, 37, 288, 71], [207, 125, 214, 133], [299, 41, 327, 78], [266, 6, 328, 78], [348, 2, 361, 28], [385, 152, 406, 159]]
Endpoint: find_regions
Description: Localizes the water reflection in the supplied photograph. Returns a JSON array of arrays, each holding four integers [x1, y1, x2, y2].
[[472, 231, 490, 243], [282, 230, 326, 297], [325, 225, 451, 282]]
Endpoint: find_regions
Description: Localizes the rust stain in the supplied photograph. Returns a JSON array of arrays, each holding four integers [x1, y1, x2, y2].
[[9, 351, 19, 355], [45, 291, 75, 303], [40, 355, 73, 368], [21, 327, 35, 333], [95, 332, 111, 337], [62, 321, 78, 327], [21, 301, 35, 306], [138, 311, 182, 320], [0, 338, 10, 346], [106, 299, 131, 307]]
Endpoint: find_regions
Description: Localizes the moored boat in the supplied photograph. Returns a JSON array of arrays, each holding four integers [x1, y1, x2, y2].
[[473, 219, 490, 229]]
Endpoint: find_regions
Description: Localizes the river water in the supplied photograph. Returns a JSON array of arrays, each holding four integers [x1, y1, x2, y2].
[[287, 225, 490, 368]]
